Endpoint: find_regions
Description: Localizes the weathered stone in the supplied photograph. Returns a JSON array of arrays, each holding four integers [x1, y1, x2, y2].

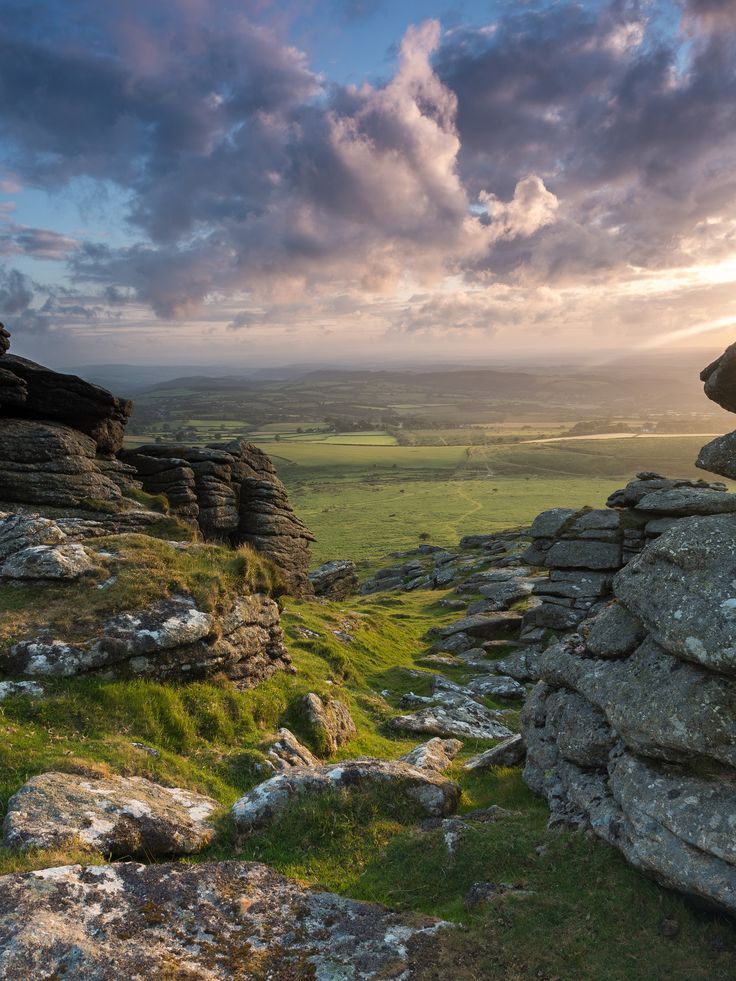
[[388, 702, 514, 741], [696, 431, 736, 480], [544, 689, 615, 767], [0, 420, 122, 508], [301, 693, 357, 755], [493, 647, 543, 683], [635, 487, 736, 516], [614, 514, 736, 673], [464, 734, 526, 771], [122, 441, 314, 595], [529, 508, 578, 539], [0, 861, 447, 978], [0, 324, 9, 356], [1, 543, 96, 580], [309, 559, 359, 599], [400, 737, 463, 772], [438, 611, 522, 640], [0, 681, 43, 701], [540, 636, 736, 768], [3, 772, 217, 856], [0, 512, 66, 561], [232, 759, 461, 832], [263, 728, 320, 771], [466, 675, 526, 700], [0, 354, 132, 454], [606, 473, 726, 510], [5, 593, 290, 686], [701, 341, 736, 413], [585, 602, 645, 658], [545, 540, 622, 570]]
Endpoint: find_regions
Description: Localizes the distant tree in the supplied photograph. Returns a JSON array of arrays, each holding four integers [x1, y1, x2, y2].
[[419, 532, 431, 541]]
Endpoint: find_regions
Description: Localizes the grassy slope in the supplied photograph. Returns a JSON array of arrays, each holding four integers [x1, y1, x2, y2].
[[1, 585, 735, 978]]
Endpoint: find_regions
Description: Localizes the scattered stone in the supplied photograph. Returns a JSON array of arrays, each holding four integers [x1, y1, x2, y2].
[[0, 861, 448, 978], [0, 681, 43, 701], [309, 559, 359, 599], [300, 692, 357, 755], [1, 542, 96, 581], [388, 703, 514, 741], [464, 734, 526, 771], [232, 759, 461, 832], [400, 737, 463, 772], [466, 675, 526, 701], [3, 772, 218, 856], [264, 728, 320, 771], [438, 612, 523, 640], [131, 742, 160, 758]]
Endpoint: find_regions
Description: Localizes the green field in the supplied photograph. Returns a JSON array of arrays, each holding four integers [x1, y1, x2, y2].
[[255, 435, 721, 564]]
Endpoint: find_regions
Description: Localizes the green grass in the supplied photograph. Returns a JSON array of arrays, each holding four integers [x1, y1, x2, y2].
[[0, 536, 283, 652], [2, 587, 734, 977]]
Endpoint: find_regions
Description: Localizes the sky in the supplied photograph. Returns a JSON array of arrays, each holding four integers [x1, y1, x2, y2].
[[1, 0, 736, 368]]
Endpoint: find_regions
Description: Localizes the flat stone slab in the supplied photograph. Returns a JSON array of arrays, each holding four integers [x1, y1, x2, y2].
[[232, 759, 461, 833], [3, 772, 218, 857], [0, 861, 447, 978], [464, 734, 526, 771], [439, 612, 522, 640], [388, 703, 514, 741]]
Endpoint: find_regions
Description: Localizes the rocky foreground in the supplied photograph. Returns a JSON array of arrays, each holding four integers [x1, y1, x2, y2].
[[3, 328, 736, 974]]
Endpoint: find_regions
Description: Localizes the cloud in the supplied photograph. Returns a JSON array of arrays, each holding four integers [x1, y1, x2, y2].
[[1, 0, 735, 355], [0, 222, 79, 259]]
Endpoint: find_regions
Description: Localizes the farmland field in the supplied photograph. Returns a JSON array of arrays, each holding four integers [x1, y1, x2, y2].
[[257, 434, 723, 564]]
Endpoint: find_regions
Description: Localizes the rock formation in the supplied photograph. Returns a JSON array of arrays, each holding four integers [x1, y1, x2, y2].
[[309, 558, 359, 598], [4, 772, 218, 857], [519, 343, 736, 916], [0, 327, 313, 594], [231, 759, 461, 833], [0, 861, 447, 978], [5, 592, 290, 686]]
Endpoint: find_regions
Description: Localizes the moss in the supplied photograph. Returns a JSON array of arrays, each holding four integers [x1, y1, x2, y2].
[[122, 487, 170, 514]]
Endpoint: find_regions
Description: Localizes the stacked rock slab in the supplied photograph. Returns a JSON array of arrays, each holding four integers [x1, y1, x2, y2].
[[120, 441, 315, 595], [520, 343, 736, 916], [522, 473, 735, 634], [0, 330, 139, 508]]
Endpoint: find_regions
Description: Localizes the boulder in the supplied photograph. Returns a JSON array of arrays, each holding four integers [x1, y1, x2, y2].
[[3, 772, 217, 856], [0, 513, 66, 561], [584, 602, 645, 658], [1, 543, 96, 581], [634, 487, 736, 516], [438, 611, 522, 640], [701, 342, 736, 413], [696, 431, 736, 480], [263, 728, 320, 772], [231, 759, 461, 832], [0, 324, 9, 356], [613, 514, 736, 673], [544, 540, 622, 570], [5, 593, 290, 686], [0, 861, 447, 978], [0, 354, 132, 454], [388, 702, 514, 741], [464, 734, 526, 771], [400, 738, 463, 772], [309, 559, 359, 599], [0, 681, 43, 701], [466, 675, 526, 701], [300, 693, 357, 755]]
